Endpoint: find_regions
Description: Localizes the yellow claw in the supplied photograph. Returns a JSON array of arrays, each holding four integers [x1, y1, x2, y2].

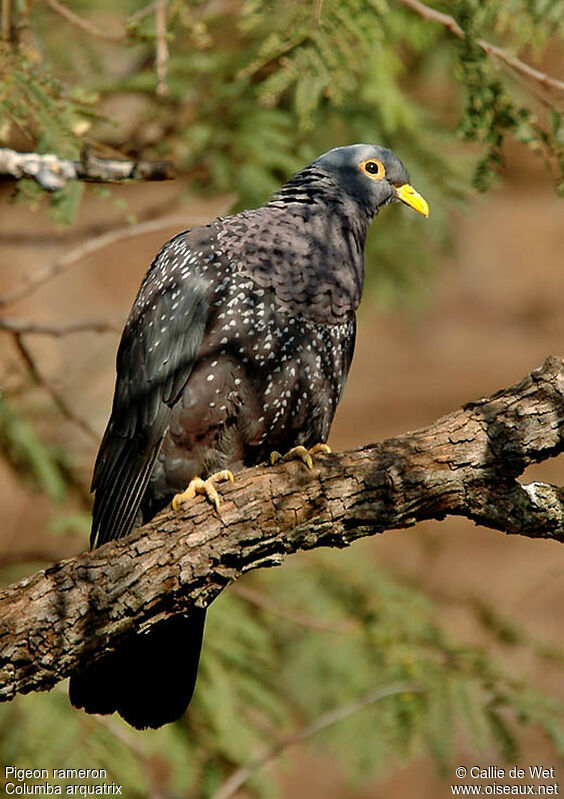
[[309, 443, 332, 456], [270, 451, 282, 466], [172, 469, 234, 512], [269, 443, 331, 470], [292, 446, 314, 470]]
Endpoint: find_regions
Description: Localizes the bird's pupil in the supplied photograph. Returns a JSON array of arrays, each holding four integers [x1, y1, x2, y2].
[[366, 162, 378, 174]]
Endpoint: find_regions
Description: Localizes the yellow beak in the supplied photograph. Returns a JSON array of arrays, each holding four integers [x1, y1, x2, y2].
[[394, 184, 430, 218]]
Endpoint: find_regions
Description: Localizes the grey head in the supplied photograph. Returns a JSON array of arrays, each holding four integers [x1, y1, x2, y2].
[[311, 144, 429, 219]]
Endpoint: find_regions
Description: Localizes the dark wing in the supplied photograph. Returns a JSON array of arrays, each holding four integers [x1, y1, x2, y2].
[[91, 230, 211, 548]]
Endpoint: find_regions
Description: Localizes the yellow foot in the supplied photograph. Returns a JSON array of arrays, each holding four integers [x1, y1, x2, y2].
[[270, 443, 332, 470], [172, 470, 235, 512]]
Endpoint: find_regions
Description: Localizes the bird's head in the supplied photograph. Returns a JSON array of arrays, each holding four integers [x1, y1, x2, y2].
[[312, 144, 429, 219]]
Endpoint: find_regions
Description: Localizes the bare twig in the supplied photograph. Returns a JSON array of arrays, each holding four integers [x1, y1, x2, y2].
[[13, 333, 99, 443], [397, 0, 564, 98], [314, 0, 324, 24], [231, 583, 354, 634], [0, 191, 186, 245], [44, 0, 125, 42], [1, 0, 12, 41], [3, 357, 564, 702], [126, 1, 161, 26], [0, 214, 196, 309], [87, 713, 167, 799], [155, 0, 169, 96], [0, 318, 120, 337], [211, 682, 423, 799], [0, 147, 175, 191]]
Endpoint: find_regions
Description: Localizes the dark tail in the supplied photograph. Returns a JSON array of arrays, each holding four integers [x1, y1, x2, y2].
[[69, 609, 206, 730]]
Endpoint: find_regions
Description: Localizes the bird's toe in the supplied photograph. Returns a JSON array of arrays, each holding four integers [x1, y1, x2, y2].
[[172, 470, 235, 512], [269, 443, 331, 470]]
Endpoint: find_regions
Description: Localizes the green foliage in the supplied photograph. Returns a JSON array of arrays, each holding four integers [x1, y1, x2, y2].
[[238, 0, 388, 124], [0, 44, 100, 222], [2, 0, 562, 230], [1, 546, 563, 797], [0, 394, 69, 503], [47, 511, 91, 537], [475, 0, 564, 50], [454, 0, 564, 193], [0, 46, 82, 157]]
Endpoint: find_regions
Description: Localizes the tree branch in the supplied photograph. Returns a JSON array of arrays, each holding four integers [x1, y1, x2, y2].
[[0, 148, 175, 191], [126, 1, 161, 26], [231, 583, 354, 634], [397, 0, 564, 99], [0, 214, 199, 309], [44, 0, 125, 42], [211, 681, 423, 799], [13, 333, 99, 443], [1, 0, 12, 42], [2, 356, 564, 702], [0, 318, 120, 337], [154, 0, 169, 97]]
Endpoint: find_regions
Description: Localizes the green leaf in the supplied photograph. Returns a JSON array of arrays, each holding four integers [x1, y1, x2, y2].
[[0, 395, 68, 502]]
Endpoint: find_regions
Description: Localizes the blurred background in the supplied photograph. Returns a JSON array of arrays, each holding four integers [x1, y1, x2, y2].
[[1, 1, 564, 797]]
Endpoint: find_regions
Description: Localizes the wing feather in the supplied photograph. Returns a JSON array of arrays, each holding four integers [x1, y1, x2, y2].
[[90, 229, 212, 548]]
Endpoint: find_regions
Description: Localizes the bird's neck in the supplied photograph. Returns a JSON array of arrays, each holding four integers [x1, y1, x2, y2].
[[218, 176, 370, 323], [268, 166, 373, 252], [264, 166, 373, 274]]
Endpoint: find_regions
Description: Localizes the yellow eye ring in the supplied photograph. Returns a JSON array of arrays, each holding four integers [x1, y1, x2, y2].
[[359, 159, 385, 180]]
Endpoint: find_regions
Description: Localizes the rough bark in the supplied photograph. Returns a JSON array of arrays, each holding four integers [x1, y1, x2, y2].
[[2, 356, 564, 703]]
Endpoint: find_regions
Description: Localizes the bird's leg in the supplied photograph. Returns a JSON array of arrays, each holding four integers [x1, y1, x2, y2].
[[270, 443, 332, 470], [172, 470, 234, 513]]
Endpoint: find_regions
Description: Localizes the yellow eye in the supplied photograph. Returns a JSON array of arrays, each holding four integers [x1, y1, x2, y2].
[[359, 159, 385, 179]]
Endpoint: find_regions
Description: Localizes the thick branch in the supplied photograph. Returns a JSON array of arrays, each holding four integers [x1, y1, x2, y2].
[[2, 356, 564, 702], [0, 148, 175, 191]]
